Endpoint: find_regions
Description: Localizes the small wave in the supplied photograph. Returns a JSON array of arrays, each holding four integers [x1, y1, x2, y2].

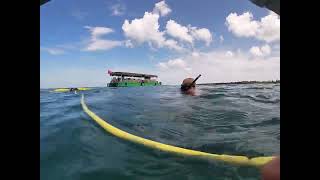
[[41, 83, 279, 180], [245, 87, 273, 90], [238, 95, 280, 104], [199, 93, 227, 100], [240, 118, 280, 128], [189, 142, 265, 158]]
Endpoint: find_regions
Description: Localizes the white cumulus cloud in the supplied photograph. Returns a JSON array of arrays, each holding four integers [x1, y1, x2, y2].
[[157, 58, 190, 71], [226, 11, 280, 43], [165, 20, 213, 46], [164, 39, 184, 51], [166, 20, 194, 44], [189, 26, 213, 46], [249, 44, 271, 57], [122, 12, 165, 47], [85, 40, 122, 51], [226, 12, 259, 37], [84, 26, 122, 51], [85, 26, 114, 38], [124, 40, 134, 48], [153, 1, 172, 17], [122, 12, 185, 51], [122, 1, 213, 51], [256, 12, 280, 42], [156, 49, 279, 85]]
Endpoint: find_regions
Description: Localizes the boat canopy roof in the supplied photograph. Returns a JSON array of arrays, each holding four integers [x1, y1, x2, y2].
[[40, 0, 50, 6], [249, 0, 279, 15], [110, 72, 158, 78]]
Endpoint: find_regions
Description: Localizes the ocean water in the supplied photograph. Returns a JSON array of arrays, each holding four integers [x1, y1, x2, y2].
[[40, 83, 280, 180]]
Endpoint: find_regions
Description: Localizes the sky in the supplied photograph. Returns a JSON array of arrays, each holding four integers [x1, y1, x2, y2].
[[40, 0, 280, 88]]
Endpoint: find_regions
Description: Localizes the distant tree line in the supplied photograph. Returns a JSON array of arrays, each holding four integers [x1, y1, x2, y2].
[[199, 80, 280, 85]]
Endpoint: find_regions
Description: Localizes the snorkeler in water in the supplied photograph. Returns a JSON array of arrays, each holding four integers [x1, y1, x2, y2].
[[181, 74, 201, 95], [69, 88, 79, 94]]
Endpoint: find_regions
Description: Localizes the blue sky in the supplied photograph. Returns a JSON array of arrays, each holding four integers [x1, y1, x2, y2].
[[40, 0, 280, 88]]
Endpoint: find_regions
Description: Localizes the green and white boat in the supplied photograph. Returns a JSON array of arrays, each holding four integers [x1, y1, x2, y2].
[[107, 71, 161, 87]]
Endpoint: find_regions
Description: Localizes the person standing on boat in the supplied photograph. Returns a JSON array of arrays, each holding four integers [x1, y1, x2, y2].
[[180, 74, 201, 95]]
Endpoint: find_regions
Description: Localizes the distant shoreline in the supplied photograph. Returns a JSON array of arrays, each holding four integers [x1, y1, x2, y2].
[[40, 80, 280, 89], [198, 80, 280, 85]]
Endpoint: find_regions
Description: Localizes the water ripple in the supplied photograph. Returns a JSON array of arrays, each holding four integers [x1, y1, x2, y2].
[[41, 83, 280, 180]]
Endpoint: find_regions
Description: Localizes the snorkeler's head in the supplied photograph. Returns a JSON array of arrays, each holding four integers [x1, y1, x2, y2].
[[181, 78, 196, 95], [181, 78, 195, 89], [181, 74, 201, 95]]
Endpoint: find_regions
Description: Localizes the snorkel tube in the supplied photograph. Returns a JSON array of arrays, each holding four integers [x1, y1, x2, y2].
[[192, 74, 201, 85]]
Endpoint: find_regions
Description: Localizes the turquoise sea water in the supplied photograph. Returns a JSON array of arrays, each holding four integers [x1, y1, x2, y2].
[[40, 83, 280, 180]]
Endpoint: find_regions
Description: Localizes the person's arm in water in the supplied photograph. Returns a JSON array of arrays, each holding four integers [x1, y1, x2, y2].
[[261, 156, 280, 180]]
